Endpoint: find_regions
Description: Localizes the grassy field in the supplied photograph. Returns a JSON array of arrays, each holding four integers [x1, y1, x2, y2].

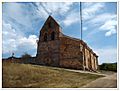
[[2, 62, 104, 88]]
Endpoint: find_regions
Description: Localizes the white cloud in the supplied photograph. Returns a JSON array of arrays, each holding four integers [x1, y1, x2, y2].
[[84, 12, 117, 37], [61, 3, 105, 26], [83, 2, 94, 7], [18, 35, 38, 51], [36, 3, 49, 19], [35, 2, 78, 26], [94, 47, 117, 64], [81, 3, 117, 38], [83, 3, 105, 20], [100, 17, 117, 37], [105, 29, 116, 36], [83, 27, 87, 31], [89, 13, 116, 24], [2, 21, 38, 57], [2, 21, 19, 53], [62, 12, 79, 26], [3, 3, 31, 28], [3, 3, 41, 34], [36, 2, 73, 19]]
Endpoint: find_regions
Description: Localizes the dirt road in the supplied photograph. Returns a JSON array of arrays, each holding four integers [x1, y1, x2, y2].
[[46, 67, 117, 88], [82, 73, 117, 88]]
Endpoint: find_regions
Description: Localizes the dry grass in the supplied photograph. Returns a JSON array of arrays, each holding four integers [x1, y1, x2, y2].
[[2, 62, 104, 88]]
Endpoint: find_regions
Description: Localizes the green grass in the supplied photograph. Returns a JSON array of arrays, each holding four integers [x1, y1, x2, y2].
[[2, 62, 104, 88]]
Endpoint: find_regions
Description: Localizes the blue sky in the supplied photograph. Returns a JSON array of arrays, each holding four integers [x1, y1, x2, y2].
[[2, 2, 117, 64]]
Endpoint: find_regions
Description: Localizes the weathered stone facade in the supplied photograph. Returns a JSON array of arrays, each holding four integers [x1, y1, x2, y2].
[[36, 16, 98, 71]]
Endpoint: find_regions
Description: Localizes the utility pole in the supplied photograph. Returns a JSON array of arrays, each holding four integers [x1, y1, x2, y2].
[[80, 2, 82, 40], [80, 2, 85, 71], [79, 2, 83, 52]]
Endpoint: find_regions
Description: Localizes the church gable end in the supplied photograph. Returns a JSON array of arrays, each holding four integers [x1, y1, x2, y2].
[[39, 16, 60, 42], [36, 16, 61, 66]]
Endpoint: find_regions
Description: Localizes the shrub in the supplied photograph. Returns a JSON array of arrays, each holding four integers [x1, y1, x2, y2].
[[21, 53, 32, 64], [99, 62, 117, 72], [21, 53, 31, 59]]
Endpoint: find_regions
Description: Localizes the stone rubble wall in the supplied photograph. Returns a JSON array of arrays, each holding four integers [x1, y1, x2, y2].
[[36, 40, 60, 67], [59, 37, 83, 70]]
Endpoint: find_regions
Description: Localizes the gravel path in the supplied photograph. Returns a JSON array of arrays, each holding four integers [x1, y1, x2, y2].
[[60, 68, 117, 88], [82, 73, 117, 88], [64, 69, 107, 76], [46, 67, 117, 88]]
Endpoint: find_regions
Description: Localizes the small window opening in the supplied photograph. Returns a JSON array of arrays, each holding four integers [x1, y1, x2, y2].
[[44, 33, 47, 42], [51, 32, 55, 40]]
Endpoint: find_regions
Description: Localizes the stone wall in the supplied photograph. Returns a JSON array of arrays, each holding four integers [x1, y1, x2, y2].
[[84, 48, 89, 69], [36, 16, 61, 66], [36, 40, 60, 67], [83, 46, 98, 71], [36, 33, 98, 71], [59, 37, 83, 70], [2, 58, 22, 63], [2, 57, 36, 64]]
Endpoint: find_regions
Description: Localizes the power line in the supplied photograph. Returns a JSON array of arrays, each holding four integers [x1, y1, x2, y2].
[[40, 3, 52, 15]]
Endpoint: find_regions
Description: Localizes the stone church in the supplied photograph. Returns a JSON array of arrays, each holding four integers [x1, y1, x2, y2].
[[36, 16, 98, 71]]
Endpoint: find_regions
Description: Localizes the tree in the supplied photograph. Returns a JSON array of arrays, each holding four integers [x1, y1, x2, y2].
[[99, 62, 117, 72], [21, 53, 31, 59], [21, 53, 32, 64]]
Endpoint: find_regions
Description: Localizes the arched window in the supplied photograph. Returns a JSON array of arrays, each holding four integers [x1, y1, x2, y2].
[[51, 32, 55, 40], [48, 22, 51, 28], [44, 33, 47, 42]]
